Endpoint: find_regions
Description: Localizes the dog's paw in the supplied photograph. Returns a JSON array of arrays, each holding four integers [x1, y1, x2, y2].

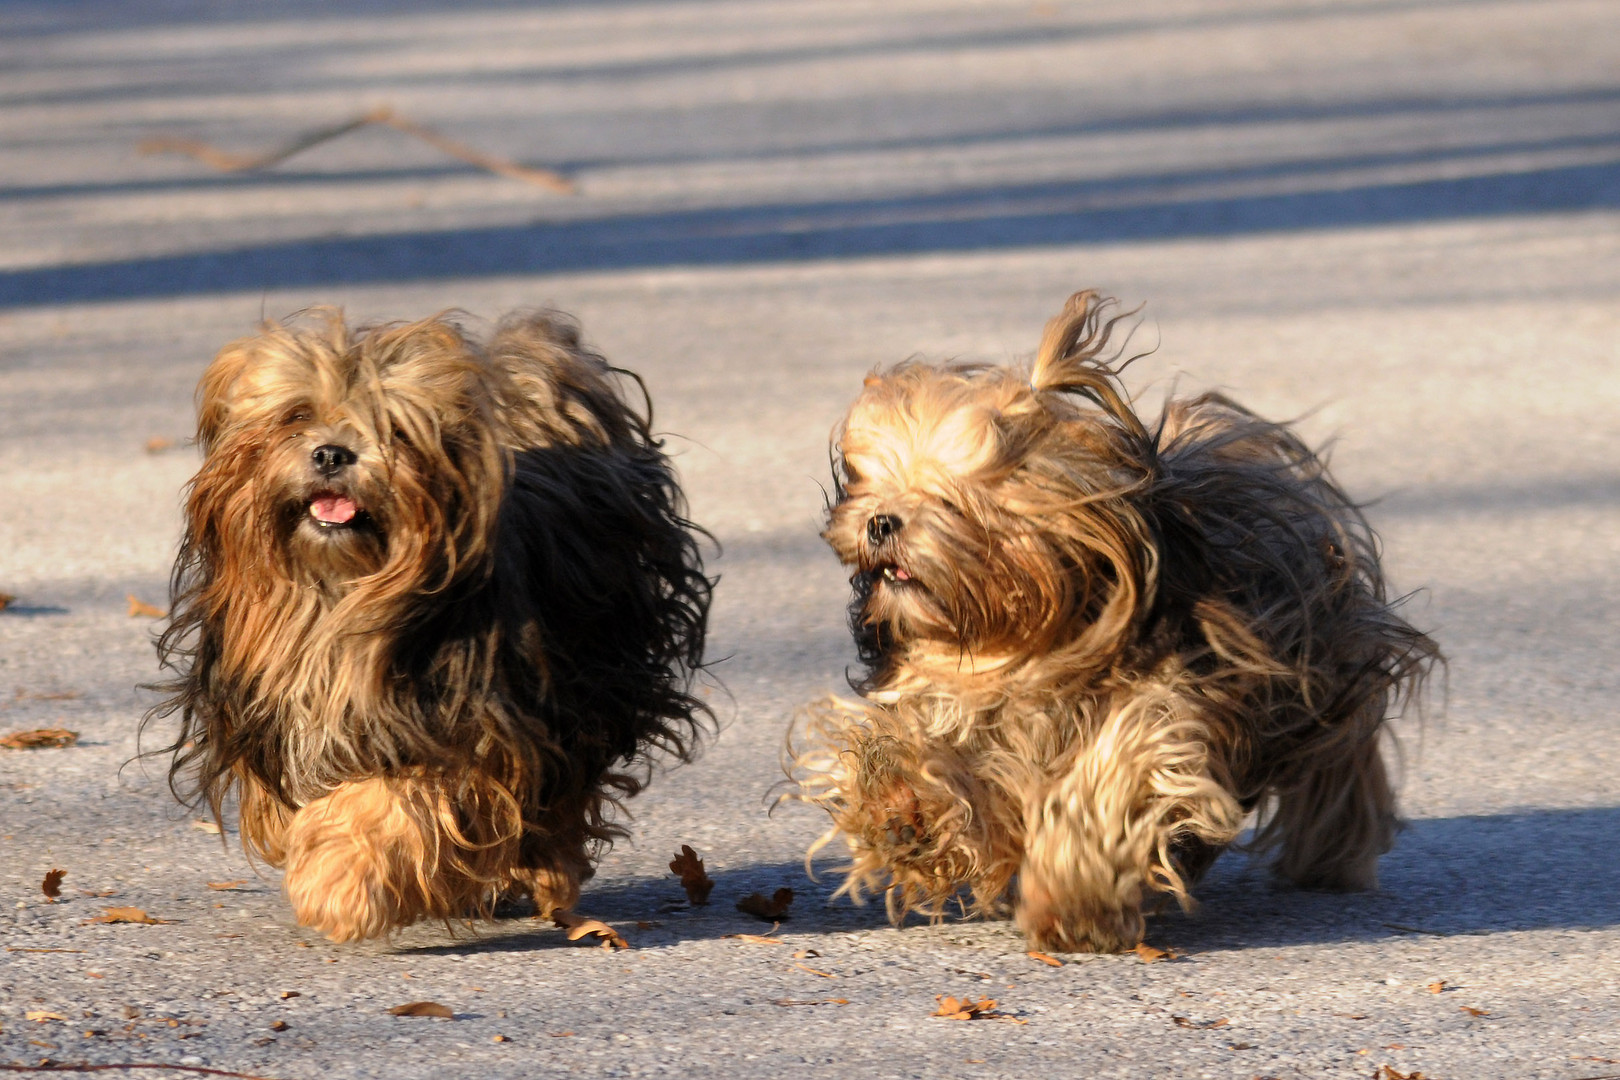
[[1015, 875, 1145, 954], [281, 781, 429, 941], [848, 779, 933, 863]]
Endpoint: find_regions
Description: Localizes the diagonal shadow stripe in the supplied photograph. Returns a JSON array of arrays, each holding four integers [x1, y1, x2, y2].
[[1, 157, 1616, 309]]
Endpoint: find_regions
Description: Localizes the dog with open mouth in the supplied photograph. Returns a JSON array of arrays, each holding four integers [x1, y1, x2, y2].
[[787, 290, 1439, 952], [147, 309, 712, 941]]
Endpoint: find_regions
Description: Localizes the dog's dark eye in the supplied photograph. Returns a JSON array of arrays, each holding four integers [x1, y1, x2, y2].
[[284, 408, 312, 427], [392, 428, 412, 448]]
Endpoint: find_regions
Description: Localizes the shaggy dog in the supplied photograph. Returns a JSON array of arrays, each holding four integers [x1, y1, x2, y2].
[[789, 291, 1438, 952], [147, 310, 711, 941]]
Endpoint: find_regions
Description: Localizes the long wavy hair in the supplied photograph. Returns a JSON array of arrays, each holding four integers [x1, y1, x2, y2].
[[790, 291, 1439, 949], [144, 310, 712, 890]]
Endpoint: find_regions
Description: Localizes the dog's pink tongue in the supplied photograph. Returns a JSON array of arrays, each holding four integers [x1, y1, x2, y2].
[[310, 495, 357, 525]]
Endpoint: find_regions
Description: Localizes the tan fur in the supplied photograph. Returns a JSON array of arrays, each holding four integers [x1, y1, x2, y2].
[[788, 291, 1439, 952], [148, 309, 711, 941]]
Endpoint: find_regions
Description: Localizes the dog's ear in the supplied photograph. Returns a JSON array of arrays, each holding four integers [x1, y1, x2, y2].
[[1030, 291, 1146, 437], [195, 309, 350, 451], [194, 339, 256, 451]]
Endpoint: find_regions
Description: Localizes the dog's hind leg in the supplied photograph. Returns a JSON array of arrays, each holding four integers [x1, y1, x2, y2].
[[1268, 725, 1396, 891], [1016, 695, 1244, 952]]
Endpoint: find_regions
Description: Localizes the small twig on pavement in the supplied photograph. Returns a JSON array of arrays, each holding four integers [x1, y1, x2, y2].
[[0, 1065, 287, 1079], [138, 105, 574, 193]]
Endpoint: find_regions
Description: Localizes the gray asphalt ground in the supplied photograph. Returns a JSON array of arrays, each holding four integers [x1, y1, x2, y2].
[[1, 2, 1618, 1077]]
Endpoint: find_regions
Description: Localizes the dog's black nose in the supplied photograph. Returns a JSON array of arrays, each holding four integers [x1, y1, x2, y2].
[[311, 444, 357, 475], [866, 513, 902, 545]]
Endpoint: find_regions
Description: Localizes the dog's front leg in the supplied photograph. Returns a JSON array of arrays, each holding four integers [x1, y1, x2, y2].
[[1016, 698, 1243, 952], [281, 774, 513, 941]]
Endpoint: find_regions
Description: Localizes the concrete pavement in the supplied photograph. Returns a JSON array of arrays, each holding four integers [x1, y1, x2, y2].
[[1, 2, 1617, 1077]]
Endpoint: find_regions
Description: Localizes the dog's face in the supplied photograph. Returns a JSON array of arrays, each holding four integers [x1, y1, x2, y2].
[[190, 314, 504, 589], [826, 365, 1096, 670]]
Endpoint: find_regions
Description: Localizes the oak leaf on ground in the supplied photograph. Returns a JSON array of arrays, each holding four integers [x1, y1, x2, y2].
[[930, 995, 1026, 1023], [0, 592, 14, 612], [1, 728, 79, 750], [1026, 950, 1063, 967], [669, 844, 714, 905], [85, 907, 172, 925], [553, 911, 629, 949], [388, 1002, 453, 1018], [1133, 942, 1177, 963], [736, 887, 794, 921], [41, 868, 65, 901]]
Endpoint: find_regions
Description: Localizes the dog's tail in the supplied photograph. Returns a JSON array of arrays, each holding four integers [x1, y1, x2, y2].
[[1030, 290, 1149, 439]]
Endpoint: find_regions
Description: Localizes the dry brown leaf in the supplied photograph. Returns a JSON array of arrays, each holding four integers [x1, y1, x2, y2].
[[1459, 1005, 1489, 1017], [793, 963, 836, 978], [492, 1034, 511, 1042], [388, 1001, 454, 1018], [553, 911, 629, 949], [79, 889, 118, 898], [669, 844, 714, 905], [144, 436, 175, 454], [1133, 942, 1177, 963], [207, 880, 249, 890], [127, 595, 167, 618], [933, 995, 992, 1020], [793, 949, 822, 959], [1376, 1068, 1427, 1080], [936, 996, 1025, 1023], [736, 887, 794, 921], [269, 1020, 288, 1032], [723, 931, 784, 945], [1427, 980, 1446, 994], [41, 868, 65, 901], [550, 1030, 576, 1038], [0, 592, 14, 612], [25, 1011, 68, 1022], [279, 991, 300, 1000], [1026, 950, 1063, 967], [1171, 1015, 1229, 1029], [192, 819, 222, 834], [85, 906, 171, 925], [775, 998, 850, 1007], [1, 728, 79, 750]]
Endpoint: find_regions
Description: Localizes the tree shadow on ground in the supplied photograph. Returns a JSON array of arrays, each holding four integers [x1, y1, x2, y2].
[[405, 805, 1620, 956], [4, 153, 1615, 310]]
